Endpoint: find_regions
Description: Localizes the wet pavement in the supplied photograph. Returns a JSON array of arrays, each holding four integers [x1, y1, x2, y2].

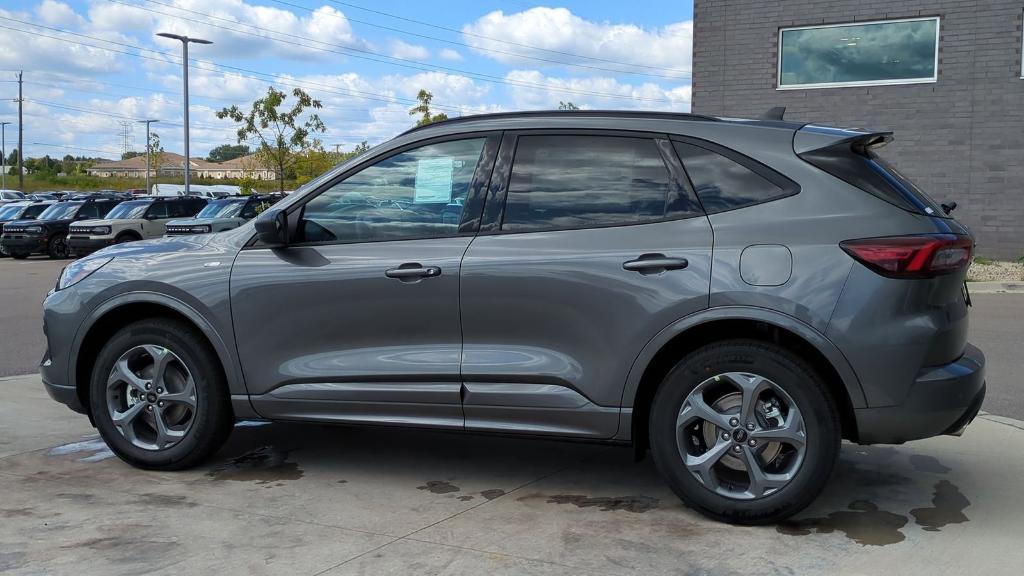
[[1, 374, 1022, 575]]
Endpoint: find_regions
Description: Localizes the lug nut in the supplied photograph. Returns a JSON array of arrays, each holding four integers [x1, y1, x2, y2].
[[145, 383, 151, 390], [147, 405, 153, 412], [731, 445, 742, 454], [158, 401, 164, 407], [729, 417, 739, 427], [156, 388, 163, 394], [748, 439, 757, 447], [746, 422, 755, 431], [721, 432, 731, 441]]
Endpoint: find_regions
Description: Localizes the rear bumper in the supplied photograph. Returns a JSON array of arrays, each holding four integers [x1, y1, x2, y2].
[[67, 236, 114, 255], [854, 343, 985, 444]]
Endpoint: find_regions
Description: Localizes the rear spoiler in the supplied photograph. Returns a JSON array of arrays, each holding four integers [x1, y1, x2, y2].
[[793, 125, 893, 156]]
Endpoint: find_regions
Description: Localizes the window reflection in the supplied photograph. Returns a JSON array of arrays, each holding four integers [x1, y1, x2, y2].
[[673, 142, 786, 213]]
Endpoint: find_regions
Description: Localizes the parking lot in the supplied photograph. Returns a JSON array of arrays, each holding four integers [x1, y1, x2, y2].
[[2, 256, 1024, 575]]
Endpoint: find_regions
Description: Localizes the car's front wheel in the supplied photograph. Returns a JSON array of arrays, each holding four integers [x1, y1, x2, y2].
[[649, 340, 840, 524], [90, 318, 233, 470], [48, 235, 69, 259]]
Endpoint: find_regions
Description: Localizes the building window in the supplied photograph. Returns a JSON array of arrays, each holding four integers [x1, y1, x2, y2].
[[778, 17, 939, 89]]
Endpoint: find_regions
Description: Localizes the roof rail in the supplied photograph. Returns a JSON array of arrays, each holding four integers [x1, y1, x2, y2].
[[399, 109, 721, 136]]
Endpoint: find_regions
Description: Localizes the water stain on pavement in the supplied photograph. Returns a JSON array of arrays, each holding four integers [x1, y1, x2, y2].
[[206, 446, 304, 484], [480, 489, 505, 500], [910, 480, 970, 531], [909, 455, 952, 474], [776, 500, 908, 546], [546, 494, 659, 513], [417, 480, 460, 494], [132, 493, 198, 508], [0, 507, 35, 518]]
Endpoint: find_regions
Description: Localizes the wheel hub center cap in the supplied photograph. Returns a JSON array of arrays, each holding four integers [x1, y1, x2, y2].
[[732, 428, 748, 443], [146, 393, 158, 403]]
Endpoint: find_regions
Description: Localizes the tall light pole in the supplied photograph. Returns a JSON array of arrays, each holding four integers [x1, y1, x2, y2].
[[0, 121, 10, 190], [156, 33, 211, 195], [137, 119, 159, 194]]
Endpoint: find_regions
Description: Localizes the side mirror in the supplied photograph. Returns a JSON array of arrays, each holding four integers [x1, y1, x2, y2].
[[254, 208, 289, 246]]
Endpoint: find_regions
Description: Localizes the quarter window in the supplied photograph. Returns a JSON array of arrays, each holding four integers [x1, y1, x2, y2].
[[501, 135, 688, 232], [673, 142, 792, 213], [300, 138, 486, 244], [778, 18, 939, 89]]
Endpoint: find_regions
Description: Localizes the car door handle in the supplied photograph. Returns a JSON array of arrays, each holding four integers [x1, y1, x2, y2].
[[623, 254, 689, 274], [385, 264, 442, 280]]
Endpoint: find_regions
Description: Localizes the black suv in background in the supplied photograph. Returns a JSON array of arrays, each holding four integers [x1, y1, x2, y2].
[[0, 201, 55, 257], [1, 197, 121, 259]]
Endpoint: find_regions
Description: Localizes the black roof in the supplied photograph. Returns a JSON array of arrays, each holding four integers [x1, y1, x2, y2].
[[399, 109, 722, 137]]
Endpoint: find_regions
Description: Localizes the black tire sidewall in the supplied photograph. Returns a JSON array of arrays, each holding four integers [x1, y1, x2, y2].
[[649, 340, 840, 524], [48, 235, 67, 259], [89, 319, 230, 470]]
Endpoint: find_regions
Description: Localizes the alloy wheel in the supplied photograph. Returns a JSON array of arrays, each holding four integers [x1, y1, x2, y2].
[[106, 344, 198, 450], [676, 372, 806, 500]]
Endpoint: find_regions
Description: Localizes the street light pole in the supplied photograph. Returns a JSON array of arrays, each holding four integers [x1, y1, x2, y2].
[[0, 122, 10, 190], [138, 119, 159, 194], [156, 33, 212, 196]]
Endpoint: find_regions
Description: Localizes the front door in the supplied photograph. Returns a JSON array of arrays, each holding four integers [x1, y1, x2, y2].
[[232, 135, 497, 428], [459, 132, 713, 438]]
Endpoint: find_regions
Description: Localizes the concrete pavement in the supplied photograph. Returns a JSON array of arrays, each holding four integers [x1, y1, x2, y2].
[[1, 373, 1023, 575]]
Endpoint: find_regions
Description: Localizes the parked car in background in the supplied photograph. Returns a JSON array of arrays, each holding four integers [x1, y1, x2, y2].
[[0, 190, 26, 205], [125, 188, 148, 196], [67, 196, 207, 256], [165, 194, 281, 236], [38, 110, 984, 525], [28, 193, 59, 201], [0, 200, 55, 257], [1, 197, 121, 259]]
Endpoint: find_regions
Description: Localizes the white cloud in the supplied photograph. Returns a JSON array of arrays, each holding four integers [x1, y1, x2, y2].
[[37, 0, 84, 27], [462, 8, 692, 79], [389, 39, 429, 60], [438, 48, 463, 61], [503, 70, 691, 112]]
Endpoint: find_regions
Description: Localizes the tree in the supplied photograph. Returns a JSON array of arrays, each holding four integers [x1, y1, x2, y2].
[[207, 144, 251, 163], [409, 89, 449, 127], [147, 132, 165, 174], [121, 151, 142, 160], [558, 101, 580, 110], [216, 86, 326, 192]]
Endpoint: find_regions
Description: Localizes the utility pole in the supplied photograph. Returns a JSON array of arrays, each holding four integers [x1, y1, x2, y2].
[[156, 33, 212, 195], [17, 71, 23, 190], [0, 121, 10, 190], [332, 143, 343, 153], [138, 119, 159, 194]]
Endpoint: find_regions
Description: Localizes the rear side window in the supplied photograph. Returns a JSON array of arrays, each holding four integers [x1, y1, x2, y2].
[[673, 141, 795, 213], [502, 135, 689, 232]]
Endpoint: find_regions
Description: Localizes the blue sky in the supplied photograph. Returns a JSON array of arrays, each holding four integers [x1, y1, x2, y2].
[[0, 0, 693, 160]]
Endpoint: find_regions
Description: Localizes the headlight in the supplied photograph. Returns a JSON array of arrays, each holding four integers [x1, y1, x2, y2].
[[91, 226, 112, 235], [57, 257, 113, 291], [25, 226, 43, 234], [191, 225, 211, 233]]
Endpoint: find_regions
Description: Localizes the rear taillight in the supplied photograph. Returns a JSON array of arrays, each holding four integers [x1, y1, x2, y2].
[[840, 234, 973, 279]]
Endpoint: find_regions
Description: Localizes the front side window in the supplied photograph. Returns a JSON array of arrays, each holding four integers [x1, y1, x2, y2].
[[779, 18, 939, 89], [76, 203, 103, 219], [674, 142, 793, 213], [501, 135, 685, 232], [300, 138, 485, 244]]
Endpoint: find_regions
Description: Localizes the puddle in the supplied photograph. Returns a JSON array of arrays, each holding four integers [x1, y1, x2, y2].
[[480, 489, 505, 500], [457, 495, 474, 501], [417, 480, 460, 494], [911, 480, 970, 531], [546, 494, 659, 513], [47, 438, 115, 463], [909, 455, 951, 474], [234, 420, 272, 428], [776, 500, 908, 546], [206, 446, 304, 484]]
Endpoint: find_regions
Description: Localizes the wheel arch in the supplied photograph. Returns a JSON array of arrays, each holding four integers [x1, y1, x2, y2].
[[115, 229, 143, 242], [71, 293, 247, 417], [622, 307, 865, 454]]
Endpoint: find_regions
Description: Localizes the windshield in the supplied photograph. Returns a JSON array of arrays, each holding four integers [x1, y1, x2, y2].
[[0, 204, 25, 220], [104, 201, 151, 220], [196, 199, 245, 219], [24, 204, 51, 218], [38, 202, 82, 221]]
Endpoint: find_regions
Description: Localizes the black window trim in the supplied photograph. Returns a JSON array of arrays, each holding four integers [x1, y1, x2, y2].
[[479, 128, 707, 236], [247, 131, 502, 250], [669, 135, 801, 214]]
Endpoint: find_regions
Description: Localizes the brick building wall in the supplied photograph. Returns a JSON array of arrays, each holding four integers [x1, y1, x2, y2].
[[691, 0, 1024, 259]]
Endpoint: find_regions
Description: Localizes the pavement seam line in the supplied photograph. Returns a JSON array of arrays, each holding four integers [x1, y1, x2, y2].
[[978, 414, 1024, 432]]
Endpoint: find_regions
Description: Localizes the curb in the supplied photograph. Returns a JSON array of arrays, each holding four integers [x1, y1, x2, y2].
[[966, 281, 1024, 294]]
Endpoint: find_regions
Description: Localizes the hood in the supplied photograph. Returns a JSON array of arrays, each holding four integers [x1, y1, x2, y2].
[[89, 231, 218, 259], [2, 218, 56, 230], [166, 217, 238, 226], [72, 218, 130, 227]]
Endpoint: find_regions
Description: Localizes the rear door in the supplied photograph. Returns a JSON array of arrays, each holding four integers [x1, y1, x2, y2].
[[459, 131, 713, 438]]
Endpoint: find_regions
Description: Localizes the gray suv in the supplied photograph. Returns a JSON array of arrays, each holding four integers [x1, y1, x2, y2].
[[40, 111, 984, 524]]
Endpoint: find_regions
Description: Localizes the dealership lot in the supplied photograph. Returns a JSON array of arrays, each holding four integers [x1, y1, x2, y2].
[[2, 256, 1024, 574]]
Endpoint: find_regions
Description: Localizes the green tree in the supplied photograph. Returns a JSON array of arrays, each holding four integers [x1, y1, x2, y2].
[[147, 132, 165, 174], [558, 101, 580, 110], [121, 151, 142, 160], [409, 89, 449, 127], [207, 144, 251, 163], [216, 86, 326, 192]]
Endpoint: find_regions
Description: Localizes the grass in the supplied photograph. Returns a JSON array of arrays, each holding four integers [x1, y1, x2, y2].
[[10, 173, 296, 194], [972, 256, 996, 266]]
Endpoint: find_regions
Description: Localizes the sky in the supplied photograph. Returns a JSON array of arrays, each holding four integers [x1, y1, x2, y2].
[[0, 0, 694, 160]]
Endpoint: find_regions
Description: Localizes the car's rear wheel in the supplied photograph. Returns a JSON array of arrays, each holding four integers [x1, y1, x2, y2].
[[48, 235, 69, 259], [649, 340, 839, 524], [89, 318, 232, 470]]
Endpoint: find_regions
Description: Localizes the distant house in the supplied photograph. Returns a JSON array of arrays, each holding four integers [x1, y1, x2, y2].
[[86, 152, 276, 180]]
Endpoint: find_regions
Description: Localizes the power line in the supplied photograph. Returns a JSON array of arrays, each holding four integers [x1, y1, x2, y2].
[[325, 0, 692, 74], [105, 1, 679, 103], [32, 142, 123, 156]]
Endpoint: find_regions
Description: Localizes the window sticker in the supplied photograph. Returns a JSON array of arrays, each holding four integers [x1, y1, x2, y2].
[[414, 157, 455, 203]]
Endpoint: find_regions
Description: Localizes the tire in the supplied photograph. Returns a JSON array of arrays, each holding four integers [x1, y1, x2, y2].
[[89, 318, 233, 470], [115, 233, 139, 244], [648, 340, 840, 525], [47, 234, 69, 259]]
